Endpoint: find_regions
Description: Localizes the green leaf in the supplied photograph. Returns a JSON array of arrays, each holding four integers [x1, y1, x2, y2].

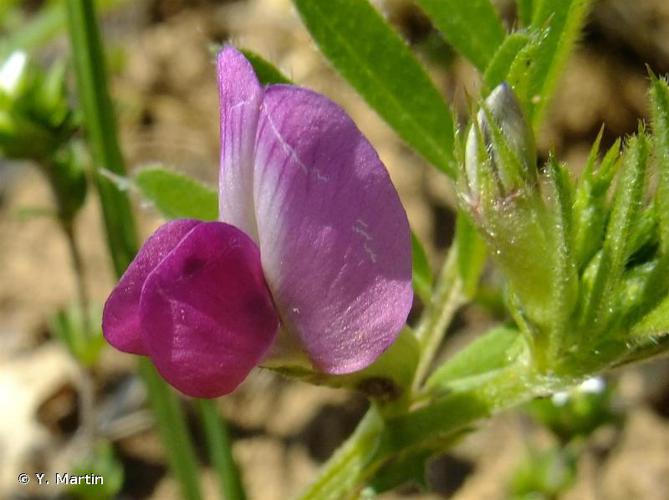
[[505, 30, 545, 111], [293, 0, 456, 176], [619, 259, 663, 330], [134, 166, 218, 221], [426, 326, 526, 390], [411, 232, 433, 303], [516, 0, 536, 27], [526, 0, 593, 128], [482, 32, 531, 93], [572, 136, 621, 269], [631, 293, 669, 338], [455, 210, 487, 298], [591, 138, 622, 195], [543, 157, 578, 351], [649, 75, 669, 256], [416, 0, 506, 72], [581, 133, 649, 332], [240, 49, 290, 85], [627, 201, 658, 263]]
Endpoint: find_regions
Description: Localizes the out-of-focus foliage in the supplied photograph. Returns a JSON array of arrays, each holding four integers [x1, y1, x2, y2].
[[69, 442, 124, 500], [415, 0, 506, 72], [528, 377, 620, 443], [50, 305, 104, 368], [509, 446, 577, 500], [0, 51, 86, 221], [0, 0, 129, 59], [0, 51, 76, 160]]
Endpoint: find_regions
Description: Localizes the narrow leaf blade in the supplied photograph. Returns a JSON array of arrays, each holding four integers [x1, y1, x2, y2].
[[650, 75, 669, 256], [483, 32, 530, 93], [416, 0, 506, 71], [543, 157, 578, 350], [135, 167, 218, 221], [581, 133, 649, 331], [632, 293, 669, 339], [516, 0, 535, 27], [527, 0, 593, 128], [426, 326, 526, 390]]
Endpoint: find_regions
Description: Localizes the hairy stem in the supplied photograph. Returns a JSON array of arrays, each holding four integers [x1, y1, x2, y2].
[[297, 357, 567, 499], [413, 247, 465, 389], [298, 409, 384, 500]]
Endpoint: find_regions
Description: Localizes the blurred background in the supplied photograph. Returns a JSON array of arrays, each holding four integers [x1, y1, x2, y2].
[[1, 0, 668, 498]]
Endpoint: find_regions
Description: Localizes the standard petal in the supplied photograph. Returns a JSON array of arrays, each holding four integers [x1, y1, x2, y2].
[[140, 221, 279, 398], [254, 85, 413, 374], [102, 219, 202, 355], [217, 46, 263, 241]]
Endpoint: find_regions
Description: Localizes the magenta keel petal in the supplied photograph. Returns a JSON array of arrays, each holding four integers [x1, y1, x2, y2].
[[102, 219, 203, 355], [217, 46, 264, 241], [139, 221, 279, 398], [254, 85, 413, 374]]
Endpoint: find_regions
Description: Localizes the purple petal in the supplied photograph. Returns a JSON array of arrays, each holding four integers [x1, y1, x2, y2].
[[253, 85, 413, 374], [102, 219, 203, 355], [217, 46, 263, 241], [140, 221, 279, 398]]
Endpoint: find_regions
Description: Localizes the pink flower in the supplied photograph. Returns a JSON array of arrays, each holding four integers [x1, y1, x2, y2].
[[102, 47, 413, 398]]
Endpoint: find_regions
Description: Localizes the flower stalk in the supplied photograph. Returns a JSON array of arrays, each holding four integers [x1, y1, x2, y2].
[[413, 246, 464, 388]]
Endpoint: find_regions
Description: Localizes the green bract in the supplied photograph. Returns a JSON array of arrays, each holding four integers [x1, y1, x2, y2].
[[461, 80, 669, 376]]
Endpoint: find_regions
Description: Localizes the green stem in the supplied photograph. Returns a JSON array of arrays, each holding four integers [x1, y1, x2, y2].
[[413, 247, 464, 388], [62, 219, 93, 339], [75, 365, 97, 456], [139, 361, 203, 500], [298, 361, 568, 499], [197, 400, 247, 500], [65, 2, 202, 499], [65, 0, 136, 274], [299, 409, 384, 500], [61, 219, 97, 453]]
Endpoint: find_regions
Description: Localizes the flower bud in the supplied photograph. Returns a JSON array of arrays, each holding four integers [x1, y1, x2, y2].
[[464, 83, 536, 206], [462, 84, 560, 330]]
